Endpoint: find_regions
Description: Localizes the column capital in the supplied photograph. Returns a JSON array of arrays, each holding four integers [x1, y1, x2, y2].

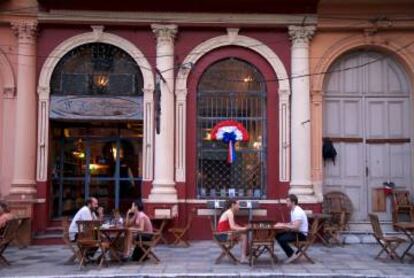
[[3, 86, 16, 99], [288, 25, 315, 45], [151, 24, 178, 44], [11, 21, 38, 43]]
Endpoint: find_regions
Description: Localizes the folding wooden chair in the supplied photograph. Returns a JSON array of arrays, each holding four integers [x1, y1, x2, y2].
[[152, 219, 167, 245], [134, 231, 161, 263], [209, 217, 238, 264], [168, 208, 196, 247], [0, 218, 20, 266], [249, 222, 278, 266], [76, 220, 109, 269], [392, 191, 414, 228], [292, 217, 319, 264], [369, 213, 405, 261], [323, 210, 346, 246], [61, 217, 81, 263]]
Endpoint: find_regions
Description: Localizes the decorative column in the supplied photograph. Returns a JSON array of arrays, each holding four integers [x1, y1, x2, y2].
[[9, 21, 38, 200], [149, 24, 178, 202], [311, 91, 324, 202], [288, 25, 316, 203]]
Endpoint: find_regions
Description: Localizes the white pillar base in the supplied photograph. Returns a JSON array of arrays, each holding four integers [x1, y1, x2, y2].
[[149, 180, 177, 202], [289, 185, 318, 204]]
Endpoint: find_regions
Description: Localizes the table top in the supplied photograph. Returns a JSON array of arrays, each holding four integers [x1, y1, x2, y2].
[[100, 226, 127, 232], [151, 216, 173, 220], [307, 213, 331, 219], [395, 222, 414, 230], [248, 223, 288, 231]]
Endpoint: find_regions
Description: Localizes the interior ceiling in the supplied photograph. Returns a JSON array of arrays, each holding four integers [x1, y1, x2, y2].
[[37, 0, 319, 14]]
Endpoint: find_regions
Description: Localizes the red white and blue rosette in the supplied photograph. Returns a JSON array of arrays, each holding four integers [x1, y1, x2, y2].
[[210, 120, 249, 164]]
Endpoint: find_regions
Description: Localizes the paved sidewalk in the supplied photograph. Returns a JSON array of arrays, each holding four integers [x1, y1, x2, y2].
[[0, 241, 413, 278]]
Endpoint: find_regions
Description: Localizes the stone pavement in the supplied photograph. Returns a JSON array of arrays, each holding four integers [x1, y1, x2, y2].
[[0, 241, 413, 278]]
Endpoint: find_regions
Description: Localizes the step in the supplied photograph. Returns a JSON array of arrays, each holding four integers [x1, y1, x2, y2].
[[32, 231, 63, 245]]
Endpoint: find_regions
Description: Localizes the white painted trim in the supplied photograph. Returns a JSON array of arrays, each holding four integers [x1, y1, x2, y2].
[[39, 10, 317, 26], [36, 26, 155, 182], [174, 29, 291, 183]]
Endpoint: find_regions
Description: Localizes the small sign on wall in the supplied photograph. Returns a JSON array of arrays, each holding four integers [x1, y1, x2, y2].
[[372, 188, 386, 212]]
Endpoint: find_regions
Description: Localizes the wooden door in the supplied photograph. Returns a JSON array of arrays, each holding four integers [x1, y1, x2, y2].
[[323, 51, 411, 221]]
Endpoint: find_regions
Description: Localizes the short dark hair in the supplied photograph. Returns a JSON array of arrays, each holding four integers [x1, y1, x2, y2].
[[0, 201, 9, 212], [288, 194, 298, 205], [85, 197, 95, 206], [224, 199, 237, 210], [134, 200, 144, 212]]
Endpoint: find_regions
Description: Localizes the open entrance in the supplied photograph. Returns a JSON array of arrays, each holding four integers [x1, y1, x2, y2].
[[50, 121, 143, 217], [47, 42, 145, 218]]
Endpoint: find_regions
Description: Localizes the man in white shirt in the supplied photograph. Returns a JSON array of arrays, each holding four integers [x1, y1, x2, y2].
[[69, 197, 103, 241], [274, 194, 308, 263]]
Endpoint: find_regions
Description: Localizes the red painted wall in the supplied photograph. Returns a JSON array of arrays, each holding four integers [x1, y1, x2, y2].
[[37, 24, 156, 80], [35, 26, 296, 238], [182, 30, 291, 201]]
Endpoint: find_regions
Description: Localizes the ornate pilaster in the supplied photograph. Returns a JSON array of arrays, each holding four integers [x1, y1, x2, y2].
[[288, 26, 315, 46], [149, 24, 178, 202], [288, 25, 317, 203], [311, 91, 324, 202], [175, 88, 187, 182], [279, 89, 290, 182], [9, 21, 38, 199], [11, 21, 37, 44], [151, 24, 177, 45], [143, 87, 154, 181]]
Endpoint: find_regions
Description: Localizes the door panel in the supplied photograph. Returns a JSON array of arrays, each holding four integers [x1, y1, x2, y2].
[[343, 99, 362, 137], [324, 142, 366, 220], [366, 98, 411, 220]]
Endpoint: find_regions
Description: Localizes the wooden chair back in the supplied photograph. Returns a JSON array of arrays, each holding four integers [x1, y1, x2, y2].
[[392, 190, 411, 207], [369, 213, 384, 239], [323, 191, 353, 228], [0, 218, 20, 266], [250, 221, 275, 244], [61, 217, 71, 241], [1, 218, 20, 243], [184, 208, 196, 230], [76, 220, 102, 243], [307, 217, 320, 242], [391, 190, 414, 224], [328, 210, 347, 229]]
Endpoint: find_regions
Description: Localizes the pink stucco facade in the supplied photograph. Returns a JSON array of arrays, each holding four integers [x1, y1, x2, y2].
[[0, 0, 413, 243]]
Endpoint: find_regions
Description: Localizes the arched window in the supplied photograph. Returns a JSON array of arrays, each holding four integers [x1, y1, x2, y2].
[[51, 43, 143, 96], [197, 58, 267, 198]]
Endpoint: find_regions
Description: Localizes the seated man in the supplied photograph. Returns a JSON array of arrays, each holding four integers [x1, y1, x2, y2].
[[68, 197, 103, 241], [123, 200, 153, 260], [274, 194, 308, 263], [0, 201, 13, 230]]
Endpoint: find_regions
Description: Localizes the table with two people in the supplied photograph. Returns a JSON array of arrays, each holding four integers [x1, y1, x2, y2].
[[67, 198, 163, 268], [213, 194, 321, 266]]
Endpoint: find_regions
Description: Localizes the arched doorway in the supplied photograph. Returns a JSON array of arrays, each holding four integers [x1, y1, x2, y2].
[[186, 46, 280, 200], [49, 43, 144, 217], [323, 50, 412, 221]]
